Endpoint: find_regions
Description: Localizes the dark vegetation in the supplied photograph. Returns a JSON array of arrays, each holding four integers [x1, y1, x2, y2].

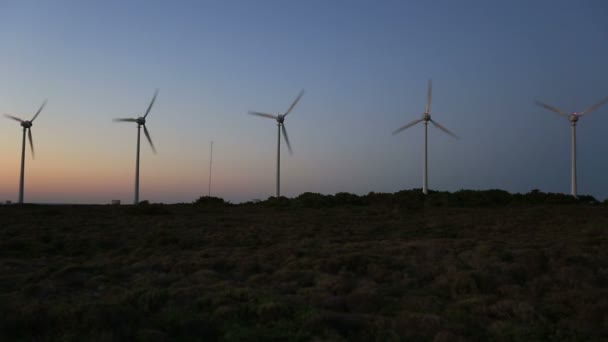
[[255, 189, 599, 209], [0, 189, 607, 341]]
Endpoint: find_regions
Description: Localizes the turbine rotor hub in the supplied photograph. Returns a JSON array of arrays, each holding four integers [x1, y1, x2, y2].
[[423, 113, 431, 121], [569, 113, 579, 123], [276, 115, 285, 123], [21, 121, 32, 128], [136, 117, 146, 125]]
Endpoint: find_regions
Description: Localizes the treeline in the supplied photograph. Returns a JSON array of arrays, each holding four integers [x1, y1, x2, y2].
[[194, 189, 601, 208]]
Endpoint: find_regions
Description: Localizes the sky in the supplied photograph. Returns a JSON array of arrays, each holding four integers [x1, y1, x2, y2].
[[1, 0, 608, 204]]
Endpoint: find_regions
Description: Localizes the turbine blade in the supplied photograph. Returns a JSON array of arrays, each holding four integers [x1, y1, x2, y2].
[[248, 111, 277, 119], [426, 79, 432, 113], [143, 125, 157, 154], [392, 118, 424, 135], [143, 89, 158, 118], [430, 119, 460, 139], [113, 118, 138, 122], [535, 100, 568, 118], [284, 89, 304, 116], [28, 128, 35, 158], [31, 100, 47, 122], [281, 124, 293, 155], [4, 114, 24, 122], [580, 95, 608, 116]]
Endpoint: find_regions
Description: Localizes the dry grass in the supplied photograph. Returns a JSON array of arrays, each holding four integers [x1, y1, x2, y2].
[[0, 203, 607, 340]]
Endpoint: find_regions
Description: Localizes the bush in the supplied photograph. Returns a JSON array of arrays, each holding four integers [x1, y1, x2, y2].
[[445, 189, 512, 207], [293, 193, 334, 208], [392, 190, 427, 208], [513, 190, 597, 205], [334, 192, 367, 206], [126, 202, 171, 216], [236, 189, 600, 209], [194, 196, 229, 207], [261, 196, 292, 208]]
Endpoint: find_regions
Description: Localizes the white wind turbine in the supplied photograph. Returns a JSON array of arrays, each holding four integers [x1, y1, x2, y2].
[[392, 80, 459, 195], [248, 90, 304, 197], [113, 89, 159, 204], [4, 101, 47, 204], [535, 96, 608, 197]]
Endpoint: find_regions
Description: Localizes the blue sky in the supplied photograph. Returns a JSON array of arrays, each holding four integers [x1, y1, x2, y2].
[[0, 0, 607, 203]]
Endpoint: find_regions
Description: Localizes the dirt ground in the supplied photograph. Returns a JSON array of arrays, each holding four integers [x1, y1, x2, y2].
[[1, 203, 607, 341]]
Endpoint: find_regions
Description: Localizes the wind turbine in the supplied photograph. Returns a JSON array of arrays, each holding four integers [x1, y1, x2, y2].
[[248, 90, 304, 197], [392, 80, 459, 195], [113, 89, 158, 204], [535, 96, 608, 197], [4, 101, 47, 204]]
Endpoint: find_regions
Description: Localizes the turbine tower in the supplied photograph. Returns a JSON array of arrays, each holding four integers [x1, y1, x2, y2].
[[248, 90, 304, 197], [392, 80, 459, 195], [535, 96, 608, 197], [113, 89, 158, 204], [4, 101, 47, 204]]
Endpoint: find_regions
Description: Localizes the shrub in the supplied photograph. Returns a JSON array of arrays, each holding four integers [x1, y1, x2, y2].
[[393, 190, 426, 208], [261, 196, 291, 208], [194, 196, 229, 207], [236, 189, 600, 209], [334, 192, 366, 206], [445, 189, 512, 207], [293, 192, 334, 208], [126, 202, 171, 216]]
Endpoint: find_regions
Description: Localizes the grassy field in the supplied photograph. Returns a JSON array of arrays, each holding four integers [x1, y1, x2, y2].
[[1, 198, 607, 341]]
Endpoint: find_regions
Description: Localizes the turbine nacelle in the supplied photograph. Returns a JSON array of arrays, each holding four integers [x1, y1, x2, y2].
[[276, 114, 285, 124], [568, 113, 579, 123], [392, 80, 458, 139], [536, 97, 608, 125], [136, 117, 146, 125], [20, 121, 33, 128]]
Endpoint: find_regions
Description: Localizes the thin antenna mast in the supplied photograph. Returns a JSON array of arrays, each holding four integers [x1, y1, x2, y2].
[[208, 140, 213, 196]]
